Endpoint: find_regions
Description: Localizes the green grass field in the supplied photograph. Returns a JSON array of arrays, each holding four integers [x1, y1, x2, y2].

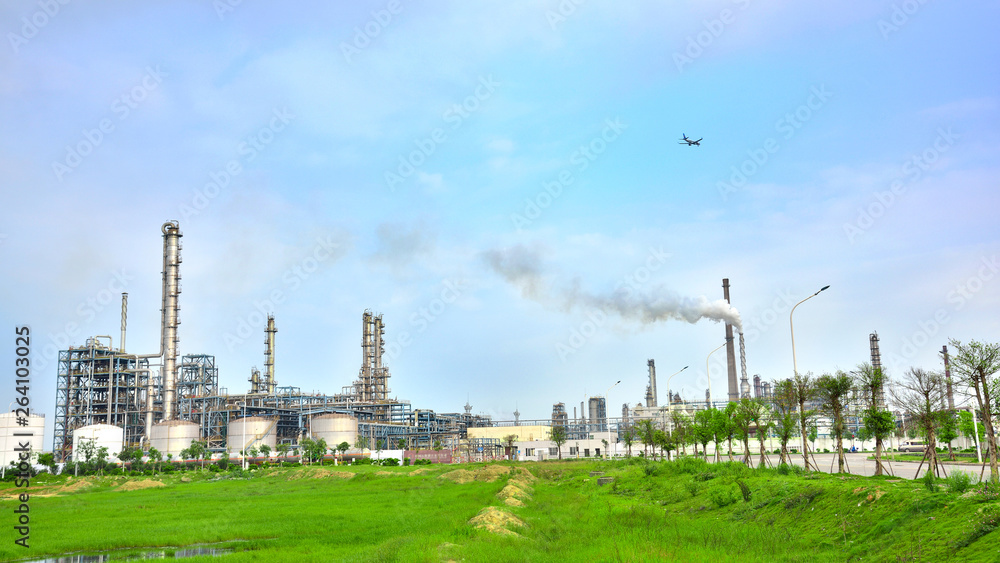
[[2, 459, 998, 562]]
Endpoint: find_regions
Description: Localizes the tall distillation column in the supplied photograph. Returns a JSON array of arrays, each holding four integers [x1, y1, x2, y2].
[[160, 221, 182, 421], [264, 314, 277, 394]]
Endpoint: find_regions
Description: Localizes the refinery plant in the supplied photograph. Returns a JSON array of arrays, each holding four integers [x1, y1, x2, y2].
[[50, 222, 491, 463], [40, 222, 809, 466]]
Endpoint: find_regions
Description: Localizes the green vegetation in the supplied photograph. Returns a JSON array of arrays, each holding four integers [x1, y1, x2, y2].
[[2, 458, 998, 562]]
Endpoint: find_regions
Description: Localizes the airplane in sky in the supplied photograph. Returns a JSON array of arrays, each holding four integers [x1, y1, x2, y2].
[[679, 134, 702, 146]]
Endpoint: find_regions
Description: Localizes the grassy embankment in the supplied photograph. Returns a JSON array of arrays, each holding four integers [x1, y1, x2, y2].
[[1, 458, 998, 562]]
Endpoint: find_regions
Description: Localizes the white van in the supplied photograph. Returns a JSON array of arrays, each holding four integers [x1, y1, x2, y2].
[[898, 441, 925, 453]]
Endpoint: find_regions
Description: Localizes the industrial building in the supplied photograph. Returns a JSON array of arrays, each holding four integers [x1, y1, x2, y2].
[[51, 222, 491, 463]]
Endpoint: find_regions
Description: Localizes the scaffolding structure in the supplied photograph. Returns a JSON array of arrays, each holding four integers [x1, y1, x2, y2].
[[53, 339, 152, 461]]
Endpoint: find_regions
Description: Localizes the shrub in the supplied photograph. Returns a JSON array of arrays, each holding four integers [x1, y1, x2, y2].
[[823, 449, 830, 453], [945, 471, 977, 494], [379, 458, 400, 466], [413, 459, 432, 466], [920, 471, 938, 493], [354, 458, 373, 465], [684, 480, 700, 497], [709, 486, 739, 508], [776, 463, 791, 476], [403, 458, 411, 466], [736, 480, 752, 502]]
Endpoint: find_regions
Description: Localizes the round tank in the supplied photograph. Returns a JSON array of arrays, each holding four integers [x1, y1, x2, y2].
[[227, 416, 277, 455], [72, 424, 124, 462], [0, 412, 45, 467], [310, 413, 358, 449], [149, 420, 201, 458]]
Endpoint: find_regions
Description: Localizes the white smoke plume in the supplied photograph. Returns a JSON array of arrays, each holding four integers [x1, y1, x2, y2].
[[482, 244, 742, 332]]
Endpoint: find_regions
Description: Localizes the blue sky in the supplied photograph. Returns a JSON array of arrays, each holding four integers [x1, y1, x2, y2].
[[1, 1, 998, 445]]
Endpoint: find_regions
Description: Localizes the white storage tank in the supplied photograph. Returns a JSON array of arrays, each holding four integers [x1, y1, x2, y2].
[[149, 420, 201, 459], [310, 413, 358, 448], [227, 416, 277, 455], [0, 412, 46, 468], [72, 424, 124, 462]]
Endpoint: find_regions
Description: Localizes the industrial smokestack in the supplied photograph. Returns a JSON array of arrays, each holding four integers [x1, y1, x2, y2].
[[870, 332, 886, 409], [753, 374, 762, 398], [941, 345, 955, 410], [723, 279, 738, 402], [160, 221, 182, 421], [646, 359, 657, 407]]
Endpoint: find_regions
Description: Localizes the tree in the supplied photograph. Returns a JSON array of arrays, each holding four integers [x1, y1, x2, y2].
[[397, 438, 407, 451], [670, 412, 691, 456], [355, 435, 370, 451], [77, 438, 96, 465], [959, 410, 986, 449], [550, 425, 567, 460], [259, 444, 271, 460], [949, 339, 1000, 481], [187, 441, 210, 470], [737, 398, 771, 467], [853, 362, 895, 476], [891, 368, 947, 478], [655, 428, 673, 461], [816, 371, 853, 473], [693, 409, 714, 459], [938, 409, 959, 461], [622, 426, 636, 457], [95, 446, 110, 476], [791, 373, 817, 470], [709, 407, 730, 463], [148, 447, 162, 473], [732, 400, 754, 466], [37, 453, 57, 475], [770, 379, 799, 465], [336, 441, 350, 460], [636, 419, 655, 458]]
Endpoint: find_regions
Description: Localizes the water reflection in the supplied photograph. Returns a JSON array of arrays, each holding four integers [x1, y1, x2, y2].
[[23, 546, 232, 562]]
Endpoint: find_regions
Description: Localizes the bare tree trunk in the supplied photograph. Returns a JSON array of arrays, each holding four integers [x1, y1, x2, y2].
[[742, 437, 751, 466], [971, 379, 998, 481], [874, 436, 884, 476], [779, 443, 788, 465], [836, 432, 845, 473], [758, 435, 768, 468], [727, 437, 734, 461], [799, 403, 811, 470]]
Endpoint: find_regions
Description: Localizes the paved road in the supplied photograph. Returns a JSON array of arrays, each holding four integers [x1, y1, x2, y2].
[[705, 452, 991, 480]]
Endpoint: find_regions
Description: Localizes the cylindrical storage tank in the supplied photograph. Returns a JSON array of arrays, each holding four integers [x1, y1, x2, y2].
[[0, 412, 45, 467], [227, 416, 277, 455], [310, 413, 358, 449], [72, 424, 124, 462], [149, 420, 201, 459]]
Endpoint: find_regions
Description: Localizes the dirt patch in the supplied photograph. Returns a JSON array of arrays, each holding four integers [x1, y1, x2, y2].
[[117, 479, 166, 492], [503, 497, 525, 507], [469, 506, 526, 536], [439, 469, 476, 484], [512, 467, 537, 483], [286, 467, 353, 480], [497, 483, 532, 502], [410, 467, 433, 475], [476, 466, 511, 482], [376, 471, 403, 477], [58, 479, 97, 494]]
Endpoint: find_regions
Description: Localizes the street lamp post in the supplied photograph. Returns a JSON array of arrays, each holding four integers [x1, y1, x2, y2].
[[789, 285, 829, 471], [242, 401, 247, 470], [706, 339, 732, 408], [605, 380, 620, 460], [790, 285, 830, 377], [665, 366, 689, 431]]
